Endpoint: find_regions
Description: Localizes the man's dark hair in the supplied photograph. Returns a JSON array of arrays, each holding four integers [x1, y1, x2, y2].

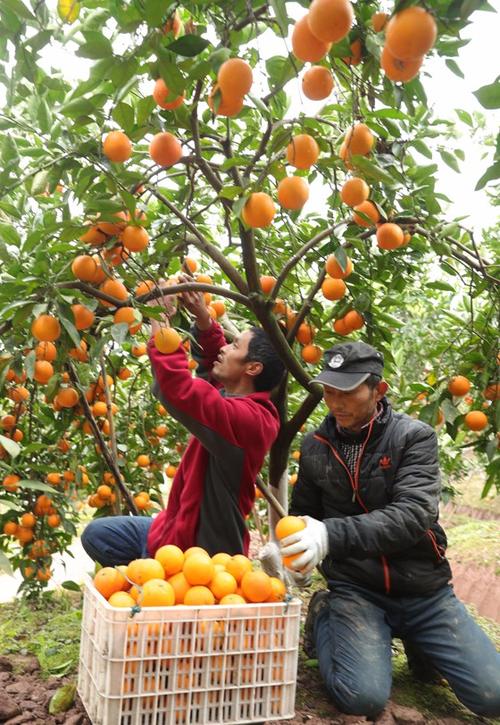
[[365, 374, 382, 389], [245, 327, 286, 392]]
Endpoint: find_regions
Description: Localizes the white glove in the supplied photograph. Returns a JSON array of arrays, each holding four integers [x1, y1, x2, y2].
[[258, 541, 311, 589], [279, 516, 328, 575]]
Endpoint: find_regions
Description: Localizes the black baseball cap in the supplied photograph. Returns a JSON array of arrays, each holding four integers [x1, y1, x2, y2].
[[311, 342, 384, 391]]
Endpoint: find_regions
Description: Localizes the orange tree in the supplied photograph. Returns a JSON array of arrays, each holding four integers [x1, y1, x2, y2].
[[0, 0, 498, 593]]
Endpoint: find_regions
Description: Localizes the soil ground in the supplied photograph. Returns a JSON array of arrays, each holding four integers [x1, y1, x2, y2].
[[0, 471, 498, 725]]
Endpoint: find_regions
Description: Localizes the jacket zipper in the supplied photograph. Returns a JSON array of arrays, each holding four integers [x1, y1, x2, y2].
[[314, 417, 392, 595], [426, 529, 445, 562]]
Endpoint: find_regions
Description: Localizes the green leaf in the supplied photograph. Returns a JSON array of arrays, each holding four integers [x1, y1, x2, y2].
[[142, 0, 165, 26], [76, 32, 113, 60], [269, 0, 289, 36], [17, 479, 58, 493], [439, 150, 460, 173], [111, 322, 130, 343], [0, 551, 13, 576], [24, 349, 36, 380], [445, 59, 464, 78], [48, 683, 76, 715], [0, 222, 21, 246], [473, 80, 500, 109], [426, 281, 456, 292], [112, 102, 134, 134], [31, 169, 51, 196], [0, 435, 20, 458], [475, 161, 500, 191], [158, 61, 185, 96], [219, 186, 243, 200], [349, 155, 396, 185], [60, 317, 82, 348], [455, 109, 473, 127], [61, 580, 82, 592], [166, 36, 211, 58], [3, 0, 35, 20]]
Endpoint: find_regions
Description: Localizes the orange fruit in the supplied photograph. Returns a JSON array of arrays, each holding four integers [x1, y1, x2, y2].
[[108, 591, 136, 607], [184, 585, 215, 606], [464, 411, 488, 432], [296, 323, 314, 345], [266, 577, 287, 602], [71, 304, 95, 330], [352, 200, 380, 227], [149, 132, 183, 167], [3, 521, 18, 536], [322, 277, 346, 300], [385, 6, 437, 61], [302, 66, 334, 100], [126, 558, 165, 585], [80, 225, 107, 245], [20, 512, 36, 528], [344, 123, 374, 156], [219, 593, 246, 605], [113, 306, 142, 334], [225, 554, 252, 583], [154, 327, 181, 354], [57, 387, 79, 408], [120, 226, 149, 252], [286, 134, 320, 170], [301, 344, 323, 364], [131, 342, 147, 357], [152, 77, 184, 110], [291, 15, 331, 62], [448, 376, 471, 397], [210, 300, 226, 317], [155, 544, 185, 576], [1, 415, 16, 429], [259, 275, 277, 295], [99, 278, 129, 307], [381, 46, 423, 83], [211, 552, 231, 567], [183, 552, 214, 586], [102, 130, 132, 163], [275, 515, 305, 540], [47, 513, 61, 527], [3, 473, 20, 492], [207, 84, 244, 117], [35, 341, 57, 361], [31, 314, 61, 342], [93, 566, 128, 600], [344, 310, 364, 331], [277, 176, 310, 210], [241, 570, 272, 603], [168, 571, 191, 604], [376, 222, 404, 250], [340, 177, 370, 207], [217, 57, 253, 97], [71, 254, 99, 282], [325, 254, 353, 279], [34, 360, 54, 384], [136, 454, 150, 467], [241, 192, 276, 228], [307, 0, 353, 43], [343, 38, 362, 66], [210, 571, 238, 600], [135, 279, 155, 297], [140, 578, 175, 607], [371, 12, 388, 32]]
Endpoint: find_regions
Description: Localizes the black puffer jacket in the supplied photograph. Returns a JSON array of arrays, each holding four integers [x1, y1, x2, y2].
[[290, 399, 452, 596]]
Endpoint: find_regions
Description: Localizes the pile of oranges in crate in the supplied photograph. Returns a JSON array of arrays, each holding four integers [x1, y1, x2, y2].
[[92, 544, 287, 607]]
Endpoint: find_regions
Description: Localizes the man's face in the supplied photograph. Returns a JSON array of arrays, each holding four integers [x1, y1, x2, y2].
[[212, 329, 255, 385], [323, 382, 384, 432]]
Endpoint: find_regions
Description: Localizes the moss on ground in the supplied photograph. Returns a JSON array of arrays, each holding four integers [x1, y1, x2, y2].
[[0, 591, 82, 678], [446, 517, 500, 572]]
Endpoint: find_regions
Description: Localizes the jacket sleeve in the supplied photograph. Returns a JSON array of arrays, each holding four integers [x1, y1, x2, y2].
[[190, 320, 227, 381], [289, 437, 325, 520], [148, 332, 251, 455], [325, 424, 441, 559]]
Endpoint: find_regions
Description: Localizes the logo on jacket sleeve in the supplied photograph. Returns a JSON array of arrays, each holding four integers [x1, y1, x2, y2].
[[379, 455, 391, 469]]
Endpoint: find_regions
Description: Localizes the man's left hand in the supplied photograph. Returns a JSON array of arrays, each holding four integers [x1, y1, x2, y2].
[[279, 516, 328, 575]]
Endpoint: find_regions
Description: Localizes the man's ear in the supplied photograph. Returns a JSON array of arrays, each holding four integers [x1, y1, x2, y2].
[[376, 380, 388, 399], [245, 361, 263, 378]]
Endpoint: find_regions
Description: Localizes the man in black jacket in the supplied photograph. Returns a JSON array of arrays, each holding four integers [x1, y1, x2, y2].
[[280, 341, 500, 719]]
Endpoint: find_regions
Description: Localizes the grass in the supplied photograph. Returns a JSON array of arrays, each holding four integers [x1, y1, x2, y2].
[[447, 517, 500, 572], [0, 591, 82, 678]]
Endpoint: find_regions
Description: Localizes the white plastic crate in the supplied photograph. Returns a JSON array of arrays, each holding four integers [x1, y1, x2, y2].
[[78, 577, 301, 724]]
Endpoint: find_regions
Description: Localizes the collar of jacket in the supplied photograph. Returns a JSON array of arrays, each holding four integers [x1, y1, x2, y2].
[[317, 396, 392, 445]]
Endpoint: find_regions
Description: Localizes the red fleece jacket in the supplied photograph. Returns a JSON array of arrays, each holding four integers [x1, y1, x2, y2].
[[146, 322, 280, 556]]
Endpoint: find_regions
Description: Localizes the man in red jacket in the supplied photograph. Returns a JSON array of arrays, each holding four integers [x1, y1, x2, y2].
[[81, 281, 284, 565]]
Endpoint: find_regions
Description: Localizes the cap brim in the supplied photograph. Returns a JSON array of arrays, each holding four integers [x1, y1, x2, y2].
[[311, 371, 371, 391]]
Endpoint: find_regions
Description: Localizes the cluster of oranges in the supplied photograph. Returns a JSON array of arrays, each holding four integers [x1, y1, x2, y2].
[[93, 545, 286, 609], [379, 6, 437, 83], [103, 129, 183, 169], [447, 375, 492, 432]]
